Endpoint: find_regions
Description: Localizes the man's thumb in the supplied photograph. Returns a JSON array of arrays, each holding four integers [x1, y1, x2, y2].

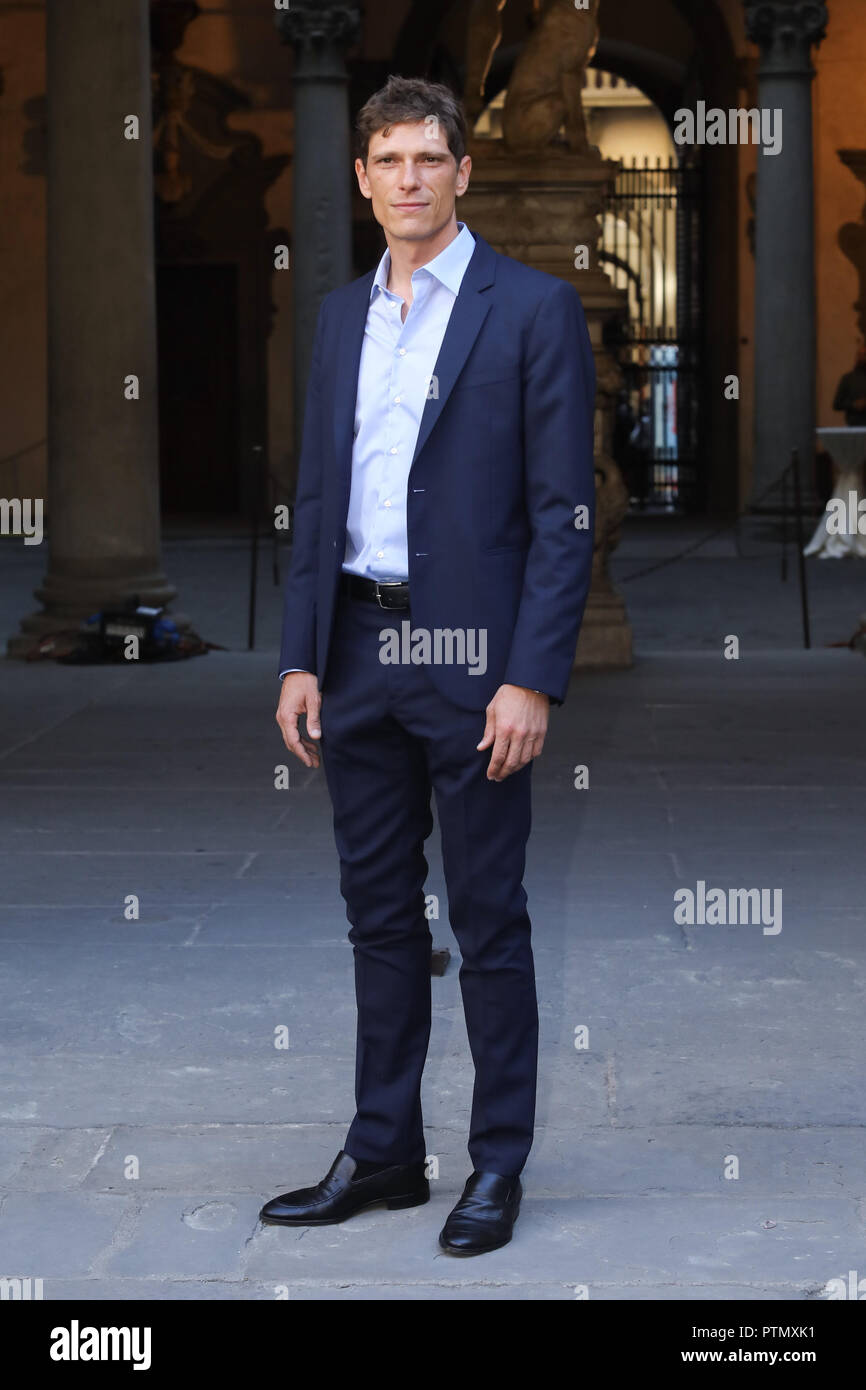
[[477, 712, 495, 751], [306, 696, 321, 738]]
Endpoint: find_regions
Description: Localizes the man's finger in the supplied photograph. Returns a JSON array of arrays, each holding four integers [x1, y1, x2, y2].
[[486, 731, 511, 780], [299, 735, 321, 768], [278, 709, 298, 748], [477, 710, 495, 751], [279, 711, 314, 767], [495, 732, 541, 781], [527, 733, 545, 763], [500, 735, 529, 779]]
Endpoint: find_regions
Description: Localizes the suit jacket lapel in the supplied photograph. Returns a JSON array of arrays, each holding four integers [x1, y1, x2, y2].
[[332, 268, 375, 472], [411, 232, 496, 468], [330, 231, 498, 483]]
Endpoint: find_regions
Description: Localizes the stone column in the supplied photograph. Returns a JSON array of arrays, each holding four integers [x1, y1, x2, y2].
[[744, 0, 828, 506], [8, 0, 178, 656], [275, 1, 360, 465]]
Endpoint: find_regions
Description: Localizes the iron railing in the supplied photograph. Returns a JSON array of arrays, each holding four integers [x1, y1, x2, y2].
[[598, 157, 703, 513]]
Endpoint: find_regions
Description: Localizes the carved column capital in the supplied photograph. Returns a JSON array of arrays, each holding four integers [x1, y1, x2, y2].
[[274, 0, 361, 54], [743, 1, 828, 74]]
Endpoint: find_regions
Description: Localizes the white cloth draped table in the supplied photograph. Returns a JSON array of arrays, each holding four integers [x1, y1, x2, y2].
[[804, 427, 866, 559]]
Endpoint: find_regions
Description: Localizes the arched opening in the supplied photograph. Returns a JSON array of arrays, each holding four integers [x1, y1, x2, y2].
[[587, 71, 701, 513]]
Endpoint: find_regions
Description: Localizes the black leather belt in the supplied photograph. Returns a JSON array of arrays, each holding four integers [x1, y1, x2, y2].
[[340, 572, 410, 609]]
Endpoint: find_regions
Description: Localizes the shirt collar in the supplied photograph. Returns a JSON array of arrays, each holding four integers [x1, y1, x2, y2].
[[371, 222, 475, 300]]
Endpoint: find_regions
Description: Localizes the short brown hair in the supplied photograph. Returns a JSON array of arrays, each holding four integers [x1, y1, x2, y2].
[[355, 75, 467, 167]]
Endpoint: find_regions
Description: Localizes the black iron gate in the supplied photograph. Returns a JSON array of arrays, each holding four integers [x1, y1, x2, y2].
[[598, 157, 703, 513]]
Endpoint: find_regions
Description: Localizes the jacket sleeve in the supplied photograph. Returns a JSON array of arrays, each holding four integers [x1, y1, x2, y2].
[[501, 278, 597, 705], [278, 297, 329, 677]]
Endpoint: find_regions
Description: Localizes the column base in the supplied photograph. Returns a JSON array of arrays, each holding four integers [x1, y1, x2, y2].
[[7, 563, 183, 659], [574, 586, 633, 670]]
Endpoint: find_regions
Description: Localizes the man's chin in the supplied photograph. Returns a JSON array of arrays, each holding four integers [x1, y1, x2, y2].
[[383, 215, 448, 243]]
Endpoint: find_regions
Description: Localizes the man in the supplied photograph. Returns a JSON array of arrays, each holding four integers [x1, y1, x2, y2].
[[832, 339, 866, 427], [260, 75, 596, 1256]]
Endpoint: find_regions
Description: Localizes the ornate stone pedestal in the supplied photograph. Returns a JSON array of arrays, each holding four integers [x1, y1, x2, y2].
[[459, 138, 632, 668]]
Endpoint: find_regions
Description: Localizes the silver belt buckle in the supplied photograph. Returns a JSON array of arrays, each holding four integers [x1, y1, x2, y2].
[[374, 581, 403, 609]]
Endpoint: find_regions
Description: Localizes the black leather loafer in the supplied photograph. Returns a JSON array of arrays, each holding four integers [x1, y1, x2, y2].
[[438, 1171, 522, 1255], [259, 1149, 429, 1226]]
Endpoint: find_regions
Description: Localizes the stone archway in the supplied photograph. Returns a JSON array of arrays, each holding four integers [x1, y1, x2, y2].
[[590, 0, 741, 516]]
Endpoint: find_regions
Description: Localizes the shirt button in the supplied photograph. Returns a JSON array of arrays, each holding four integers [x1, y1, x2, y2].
[[394, 396, 401, 404], [384, 500, 392, 508], [390, 446, 398, 455], [377, 550, 384, 559], [398, 348, 407, 356]]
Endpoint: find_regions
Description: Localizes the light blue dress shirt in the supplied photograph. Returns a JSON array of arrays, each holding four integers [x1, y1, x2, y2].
[[281, 222, 476, 678], [342, 221, 477, 580]]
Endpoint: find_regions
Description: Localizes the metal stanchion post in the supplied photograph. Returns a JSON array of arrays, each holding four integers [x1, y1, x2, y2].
[[780, 462, 789, 582], [791, 449, 812, 650], [248, 444, 264, 652]]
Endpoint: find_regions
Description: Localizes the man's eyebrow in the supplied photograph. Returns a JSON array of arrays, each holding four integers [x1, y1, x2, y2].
[[371, 148, 449, 159]]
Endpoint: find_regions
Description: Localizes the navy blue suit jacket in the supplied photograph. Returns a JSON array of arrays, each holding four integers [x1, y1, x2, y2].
[[279, 230, 597, 710]]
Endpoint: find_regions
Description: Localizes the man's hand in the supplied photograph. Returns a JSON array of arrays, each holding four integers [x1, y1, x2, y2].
[[477, 684, 549, 782], [276, 672, 322, 769]]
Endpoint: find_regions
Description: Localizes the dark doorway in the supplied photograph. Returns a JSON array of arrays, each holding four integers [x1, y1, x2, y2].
[[157, 264, 239, 516]]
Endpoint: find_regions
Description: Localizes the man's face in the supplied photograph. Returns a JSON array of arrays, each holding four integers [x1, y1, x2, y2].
[[355, 121, 471, 244]]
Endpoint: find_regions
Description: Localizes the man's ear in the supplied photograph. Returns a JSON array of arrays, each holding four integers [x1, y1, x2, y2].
[[456, 154, 472, 198], [355, 156, 372, 200]]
